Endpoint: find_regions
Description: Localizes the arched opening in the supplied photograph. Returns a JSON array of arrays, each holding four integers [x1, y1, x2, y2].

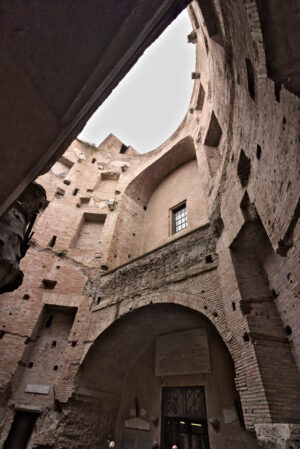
[[76, 304, 257, 449]]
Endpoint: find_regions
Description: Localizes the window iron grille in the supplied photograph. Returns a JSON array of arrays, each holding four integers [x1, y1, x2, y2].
[[173, 204, 187, 234]]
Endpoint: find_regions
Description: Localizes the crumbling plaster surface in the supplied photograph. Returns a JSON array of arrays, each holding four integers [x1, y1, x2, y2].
[[255, 423, 300, 449]]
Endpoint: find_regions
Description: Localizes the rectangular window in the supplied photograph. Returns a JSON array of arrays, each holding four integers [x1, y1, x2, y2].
[[172, 203, 188, 234]]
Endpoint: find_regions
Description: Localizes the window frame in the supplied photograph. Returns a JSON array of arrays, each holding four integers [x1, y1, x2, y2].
[[171, 201, 188, 235]]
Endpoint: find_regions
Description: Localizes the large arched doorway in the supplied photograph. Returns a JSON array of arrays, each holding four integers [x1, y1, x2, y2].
[[77, 303, 258, 449]]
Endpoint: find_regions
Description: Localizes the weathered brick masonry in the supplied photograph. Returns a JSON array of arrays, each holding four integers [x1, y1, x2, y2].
[[0, 1, 299, 449]]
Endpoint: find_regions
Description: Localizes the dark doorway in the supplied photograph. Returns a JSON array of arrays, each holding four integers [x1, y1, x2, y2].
[[162, 387, 210, 449], [4, 410, 38, 449]]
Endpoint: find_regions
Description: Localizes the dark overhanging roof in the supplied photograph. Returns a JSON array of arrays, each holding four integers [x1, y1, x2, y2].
[[0, 0, 190, 216]]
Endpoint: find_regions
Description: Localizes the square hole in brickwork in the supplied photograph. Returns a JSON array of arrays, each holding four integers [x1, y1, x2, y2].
[[196, 83, 205, 111], [55, 187, 65, 198], [40, 279, 57, 290], [245, 58, 255, 100], [237, 149, 251, 187], [79, 197, 90, 207], [204, 111, 222, 147], [204, 111, 223, 177], [48, 235, 57, 248], [120, 144, 129, 154], [51, 156, 73, 179]]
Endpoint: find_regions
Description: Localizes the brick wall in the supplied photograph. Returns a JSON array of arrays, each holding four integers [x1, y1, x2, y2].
[[0, 0, 299, 448]]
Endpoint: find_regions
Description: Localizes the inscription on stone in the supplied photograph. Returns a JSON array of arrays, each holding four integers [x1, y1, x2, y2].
[[25, 384, 50, 395], [137, 434, 152, 449], [121, 432, 135, 449], [121, 432, 152, 449], [155, 328, 211, 376], [223, 409, 237, 424]]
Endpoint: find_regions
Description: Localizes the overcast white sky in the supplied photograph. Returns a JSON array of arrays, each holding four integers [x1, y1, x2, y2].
[[78, 10, 195, 153]]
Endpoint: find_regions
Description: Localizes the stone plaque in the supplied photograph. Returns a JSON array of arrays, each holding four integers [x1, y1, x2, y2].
[[137, 434, 152, 449], [121, 432, 136, 449], [155, 328, 211, 376], [223, 409, 237, 424], [25, 384, 50, 395], [121, 433, 152, 449]]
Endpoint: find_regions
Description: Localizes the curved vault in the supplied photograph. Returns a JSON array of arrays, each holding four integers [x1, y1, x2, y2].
[[77, 303, 234, 396], [126, 136, 196, 205]]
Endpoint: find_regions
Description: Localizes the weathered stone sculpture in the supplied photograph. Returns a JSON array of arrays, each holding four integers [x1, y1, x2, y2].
[[0, 182, 46, 294]]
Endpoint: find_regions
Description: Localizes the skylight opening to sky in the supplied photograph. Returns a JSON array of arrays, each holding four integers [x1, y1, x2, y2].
[[78, 10, 195, 153]]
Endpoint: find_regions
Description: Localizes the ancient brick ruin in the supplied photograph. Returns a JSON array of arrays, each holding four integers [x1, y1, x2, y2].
[[0, 1, 299, 449]]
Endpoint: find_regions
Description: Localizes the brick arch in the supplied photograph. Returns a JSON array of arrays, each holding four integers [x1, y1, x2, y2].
[[125, 291, 237, 360], [80, 293, 244, 388], [53, 300, 247, 448]]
